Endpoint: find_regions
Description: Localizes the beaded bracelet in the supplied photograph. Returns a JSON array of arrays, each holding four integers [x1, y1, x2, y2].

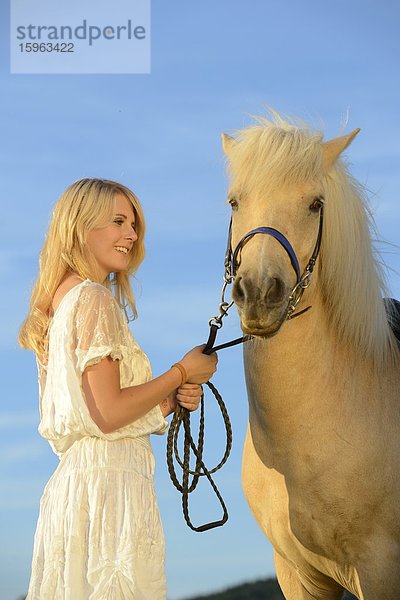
[[171, 362, 187, 386]]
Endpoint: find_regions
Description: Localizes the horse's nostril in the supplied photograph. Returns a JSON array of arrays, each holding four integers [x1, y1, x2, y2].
[[265, 277, 285, 305], [232, 276, 245, 303]]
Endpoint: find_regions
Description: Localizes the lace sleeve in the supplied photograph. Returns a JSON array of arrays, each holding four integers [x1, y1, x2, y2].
[[73, 283, 126, 373]]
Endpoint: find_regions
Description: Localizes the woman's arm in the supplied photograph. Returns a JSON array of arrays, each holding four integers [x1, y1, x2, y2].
[[82, 357, 182, 433], [82, 345, 216, 433]]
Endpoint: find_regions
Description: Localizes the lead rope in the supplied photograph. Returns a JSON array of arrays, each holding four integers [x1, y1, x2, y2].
[[166, 261, 243, 531], [166, 323, 235, 531]]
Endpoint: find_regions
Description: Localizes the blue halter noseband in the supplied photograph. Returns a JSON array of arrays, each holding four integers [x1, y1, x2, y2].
[[231, 226, 301, 284]]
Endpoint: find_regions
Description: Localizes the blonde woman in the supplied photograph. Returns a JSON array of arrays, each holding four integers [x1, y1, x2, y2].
[[19, 178, 218, 599]]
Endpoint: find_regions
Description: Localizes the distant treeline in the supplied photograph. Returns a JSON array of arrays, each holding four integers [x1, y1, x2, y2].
[[183, 578, 358, 600], [19, 578, 359, 600]]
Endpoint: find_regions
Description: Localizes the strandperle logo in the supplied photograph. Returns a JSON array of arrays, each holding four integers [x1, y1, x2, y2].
[[10, 0, 150, 74], [15, 19, 146, 46]]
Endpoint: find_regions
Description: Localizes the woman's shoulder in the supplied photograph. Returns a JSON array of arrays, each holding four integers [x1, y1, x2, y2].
[[51, 276, 110, 315], [80, 280, 113, 298], [51, 278, 120, 322], [75, 281, 126, 324], [78, 280, 119, 307]]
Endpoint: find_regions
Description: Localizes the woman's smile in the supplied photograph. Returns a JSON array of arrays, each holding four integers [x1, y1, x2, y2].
[[86, 193, 137, 280]]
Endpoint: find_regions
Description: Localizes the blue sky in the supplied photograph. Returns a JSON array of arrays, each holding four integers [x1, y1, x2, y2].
[[1, 1, 400, 598]]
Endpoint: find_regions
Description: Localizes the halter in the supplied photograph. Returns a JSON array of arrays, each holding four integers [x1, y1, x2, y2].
[[223, 205, 324, 323]]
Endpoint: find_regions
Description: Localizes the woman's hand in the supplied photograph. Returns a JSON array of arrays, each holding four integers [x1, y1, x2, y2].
[[159, 345, 217, 417], [176, 383, 203, 411], [161, 383, 203, 416], [180, 345, 218, 384]]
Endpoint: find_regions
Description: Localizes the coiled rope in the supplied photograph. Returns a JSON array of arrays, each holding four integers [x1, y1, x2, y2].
[[166, 322, 237, 532], [166, 380, 232, 532]]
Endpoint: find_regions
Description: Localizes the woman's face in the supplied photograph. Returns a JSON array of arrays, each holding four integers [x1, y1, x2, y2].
[[86, 193, 138, 280]]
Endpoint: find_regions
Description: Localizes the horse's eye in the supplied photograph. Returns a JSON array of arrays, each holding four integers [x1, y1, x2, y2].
[[309, 196, 324, 213], [229, 196, 238, 210]]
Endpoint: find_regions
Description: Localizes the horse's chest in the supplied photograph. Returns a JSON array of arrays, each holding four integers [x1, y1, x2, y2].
[[242, 426, 352, 563], [242, 426, 291, 548]]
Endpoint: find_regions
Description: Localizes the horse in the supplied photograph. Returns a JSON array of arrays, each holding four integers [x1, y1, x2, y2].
[[221, 112, 400, 600]]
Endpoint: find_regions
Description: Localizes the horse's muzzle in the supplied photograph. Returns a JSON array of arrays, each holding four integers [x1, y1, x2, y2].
[[232, 274, 289, 336]]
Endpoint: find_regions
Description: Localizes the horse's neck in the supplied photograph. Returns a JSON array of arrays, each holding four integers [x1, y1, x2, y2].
[[243, 296, 355, 446]]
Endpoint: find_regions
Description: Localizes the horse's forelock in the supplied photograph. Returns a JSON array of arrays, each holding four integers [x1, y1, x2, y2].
[[226, 118, 324, 197]]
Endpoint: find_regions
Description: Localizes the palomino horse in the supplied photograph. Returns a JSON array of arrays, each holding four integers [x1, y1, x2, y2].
[[222, 114, 400, 600]]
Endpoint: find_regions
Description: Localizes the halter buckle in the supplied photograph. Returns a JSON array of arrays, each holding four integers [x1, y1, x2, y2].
[[287, 268, 313, 318], [209, 277, 235, 328]]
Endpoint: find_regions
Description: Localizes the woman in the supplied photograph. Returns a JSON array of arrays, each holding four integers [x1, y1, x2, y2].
[[19, 178, 218, 599]]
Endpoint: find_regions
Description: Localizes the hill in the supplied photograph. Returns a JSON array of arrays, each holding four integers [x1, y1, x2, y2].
[[19, 577, 359, 599], [182, 578, 358, 600]]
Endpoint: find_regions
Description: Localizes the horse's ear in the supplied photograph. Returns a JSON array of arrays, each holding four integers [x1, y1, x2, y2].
[[222, 133, 235, 154], [322, 128, 361, 171]]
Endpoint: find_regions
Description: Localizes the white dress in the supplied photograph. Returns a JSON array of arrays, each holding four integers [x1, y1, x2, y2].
[[27, 279, 168, 600]]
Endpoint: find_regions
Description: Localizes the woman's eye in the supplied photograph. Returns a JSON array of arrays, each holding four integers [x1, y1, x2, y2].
[[229, 196, 238, 210], [114, 219, 124, 225], [309, 196, 324, 213]]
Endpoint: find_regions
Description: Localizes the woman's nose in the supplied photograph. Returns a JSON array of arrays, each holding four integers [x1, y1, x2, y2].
[[125, 226, 138, 242]]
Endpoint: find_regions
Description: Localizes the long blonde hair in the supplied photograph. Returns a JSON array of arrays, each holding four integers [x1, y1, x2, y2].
[[19, 178, 145, 357]]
